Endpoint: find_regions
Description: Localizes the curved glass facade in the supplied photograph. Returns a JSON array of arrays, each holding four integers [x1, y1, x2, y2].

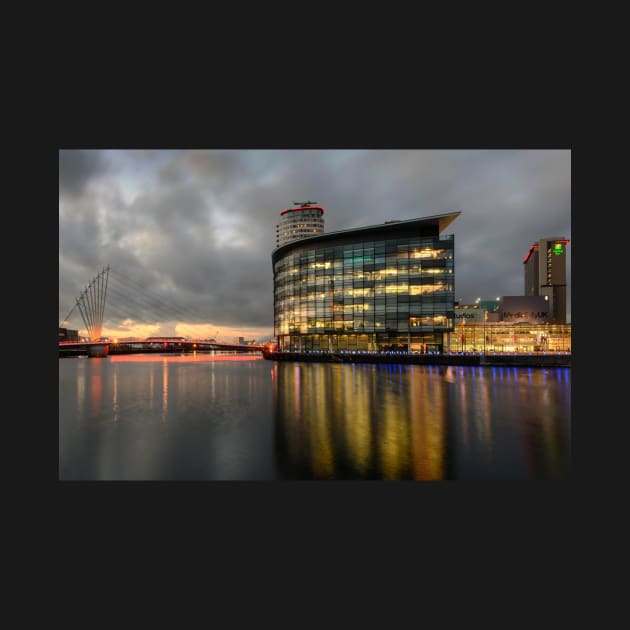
[[272, 216, 458, 352]]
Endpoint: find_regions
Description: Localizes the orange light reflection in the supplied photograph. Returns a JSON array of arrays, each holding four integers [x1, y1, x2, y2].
[[162, 359, 168, 423], [109, 354, 263, 363], [91, 370, 102, 416]]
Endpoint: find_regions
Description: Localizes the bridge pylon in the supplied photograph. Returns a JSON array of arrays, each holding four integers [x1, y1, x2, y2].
[[61, 266, 110, 342]]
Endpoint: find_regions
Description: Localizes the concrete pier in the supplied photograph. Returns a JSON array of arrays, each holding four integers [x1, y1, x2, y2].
[[59, 341, 110, 358], [87, 344, 109, 358]]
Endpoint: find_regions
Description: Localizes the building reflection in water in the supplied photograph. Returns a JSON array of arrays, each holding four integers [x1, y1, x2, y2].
[[273, 362, 570, 480], [61, 354, 568, 480], [274, 362, 449, 479], [409, 365, 446, 480]]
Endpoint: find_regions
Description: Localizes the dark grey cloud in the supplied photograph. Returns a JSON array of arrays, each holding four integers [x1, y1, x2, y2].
[[59, 150, 109, 198], [59, 149, 571, 338]]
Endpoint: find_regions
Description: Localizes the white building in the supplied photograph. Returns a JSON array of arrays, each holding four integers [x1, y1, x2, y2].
[[275, 201, 325, 248]]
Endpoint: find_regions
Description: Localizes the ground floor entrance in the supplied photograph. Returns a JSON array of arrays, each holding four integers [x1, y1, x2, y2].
[[276, 332, 445, 353]]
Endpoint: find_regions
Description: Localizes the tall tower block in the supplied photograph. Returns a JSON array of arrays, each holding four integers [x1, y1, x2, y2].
[[275, 201, 325, 248], [523, 237, 569, 323]]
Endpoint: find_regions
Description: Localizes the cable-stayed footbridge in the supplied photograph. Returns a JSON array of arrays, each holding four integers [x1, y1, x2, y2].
[[59, 266, 265, 356]]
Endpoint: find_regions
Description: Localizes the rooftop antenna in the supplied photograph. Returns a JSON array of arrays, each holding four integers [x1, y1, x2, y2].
[[292, 200, 317, 207]]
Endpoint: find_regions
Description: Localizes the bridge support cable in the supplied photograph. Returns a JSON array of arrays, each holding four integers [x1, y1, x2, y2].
[[78, 285, 95, 340], [103, 297, 210, 340], [103, 286, 179, 331], [109, 269, 211, 325], [89, 267, 107, 340], [85, 281, 97, 339], [62, 266, 110, 341], [103, 285, 206, 339], [61, 302, 78, 326], [99, 266, 110, 336], [88, 277, 100, 338], [109, 269, 219, 338], [106, 285, 191, 328], [74, 297, 89, 339]]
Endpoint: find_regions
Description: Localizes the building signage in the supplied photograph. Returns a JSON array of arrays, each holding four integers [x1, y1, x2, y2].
[[498, 296, 550, 324], [502, 311, 548, 320], [454, 309, 486, 324]]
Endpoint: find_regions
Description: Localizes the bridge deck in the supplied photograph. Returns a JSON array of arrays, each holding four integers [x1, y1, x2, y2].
[[59, 340, 265, 357]]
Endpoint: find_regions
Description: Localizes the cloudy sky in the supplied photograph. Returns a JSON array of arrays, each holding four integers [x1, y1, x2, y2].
[[59, 149, 571, 341]]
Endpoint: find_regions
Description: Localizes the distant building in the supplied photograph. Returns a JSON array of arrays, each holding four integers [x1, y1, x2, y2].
[[457, 296, 551, 325], [448, 295, 570, 353], [58, 327, 79, 341], [446, 321, 571, 353], [523, 237, 569, 323], [275, 202, 325, 248]]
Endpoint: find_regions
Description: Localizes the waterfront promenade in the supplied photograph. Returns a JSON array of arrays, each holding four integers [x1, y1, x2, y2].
[[59, 342, 570, 367], [262, 349, 571, 368]]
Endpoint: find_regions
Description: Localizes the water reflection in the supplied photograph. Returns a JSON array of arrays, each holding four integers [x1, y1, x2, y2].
[[408, 365, 446, 480], [162, 359, 168, 423], [76, 360, 85, 418], [60, 354, 272, 480], [275, 362, 442, 479], [90, 359, 103, 418], [113, 364, 118, 422], [149, 369, 154, 411], [274, 363, 570, 480], [59, 355, 569, 480]]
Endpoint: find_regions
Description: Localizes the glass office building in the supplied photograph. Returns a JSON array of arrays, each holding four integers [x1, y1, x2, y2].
[[272, 212, 460, 352]]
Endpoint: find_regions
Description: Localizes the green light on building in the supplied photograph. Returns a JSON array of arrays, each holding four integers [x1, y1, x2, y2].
[[553, 243, 564, 255]]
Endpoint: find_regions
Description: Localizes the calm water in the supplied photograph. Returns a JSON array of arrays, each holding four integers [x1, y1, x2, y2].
[[59, 353, 571, 480]]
